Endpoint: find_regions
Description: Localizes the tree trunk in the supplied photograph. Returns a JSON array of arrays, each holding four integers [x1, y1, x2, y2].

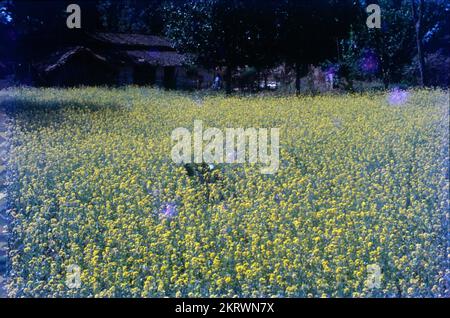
[[295, 63, 302, 96], [381, 66, 389, 89], [256, 69, 261, 91], [225, 66, 233, 95], [411, 0, 426, 87], [373, 28, 390, 89]]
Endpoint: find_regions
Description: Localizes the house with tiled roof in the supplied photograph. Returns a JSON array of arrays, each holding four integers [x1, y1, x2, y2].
[[35, 32, 192, 89]]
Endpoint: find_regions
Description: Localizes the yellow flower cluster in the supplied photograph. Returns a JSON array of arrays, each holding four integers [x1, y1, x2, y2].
[[5, 87, 449, 297]]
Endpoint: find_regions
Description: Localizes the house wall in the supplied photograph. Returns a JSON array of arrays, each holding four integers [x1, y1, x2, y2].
[[117, 66, 134, 85], [134, 65, 156, 85], [155, 67, 164, 86], [37, 49, 202, 90], [40, 56, 115, 87], [175, 67, 190, 89]]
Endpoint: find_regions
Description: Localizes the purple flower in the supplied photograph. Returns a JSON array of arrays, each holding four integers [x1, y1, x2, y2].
[[160, 202, 178, 219], [387, 88, 409, 106]]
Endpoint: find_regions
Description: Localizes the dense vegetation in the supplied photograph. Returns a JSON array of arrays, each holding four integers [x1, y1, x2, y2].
[[1, 1, 449, 90], [3, 87, 448, 297]]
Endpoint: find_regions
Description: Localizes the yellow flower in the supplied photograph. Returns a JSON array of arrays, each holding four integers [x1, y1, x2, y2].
[[6, 87, 447, 298]]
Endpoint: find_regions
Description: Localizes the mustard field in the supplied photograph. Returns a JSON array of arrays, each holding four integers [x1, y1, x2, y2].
[[2, 87, 448, 297]]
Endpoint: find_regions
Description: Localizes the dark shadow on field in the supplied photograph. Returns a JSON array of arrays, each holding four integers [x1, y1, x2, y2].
[[0, 93, 124, 131], [0, 93, 123, 112]]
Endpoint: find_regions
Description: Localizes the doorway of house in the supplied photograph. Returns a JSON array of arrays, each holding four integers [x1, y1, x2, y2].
[[163, 67, 176, 89], [135, 65, 156, 86]]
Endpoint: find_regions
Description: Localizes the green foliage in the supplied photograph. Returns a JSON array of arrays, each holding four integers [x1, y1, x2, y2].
[[6, 0, 449, 87], [97, 0, 164, 34], [162, 0, 215, 63], [339, 0, 449, 86]]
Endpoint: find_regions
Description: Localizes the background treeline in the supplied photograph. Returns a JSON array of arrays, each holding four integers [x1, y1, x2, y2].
[[0, 0, 449, 91]]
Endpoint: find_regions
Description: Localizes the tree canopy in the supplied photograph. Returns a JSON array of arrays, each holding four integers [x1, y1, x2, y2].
[[1, 0, 449, 89]]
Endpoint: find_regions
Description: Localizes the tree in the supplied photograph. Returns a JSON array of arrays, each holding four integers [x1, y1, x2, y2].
[[97, 0, 164, 34], [0, 0, 14, 61], [10, 0, 101, 59], [361, 0, 413, 88], [164, 0, 356, 95], [411, 0, 425, 86], [277, 0, 357, 95], [164, 0, 274, 94]]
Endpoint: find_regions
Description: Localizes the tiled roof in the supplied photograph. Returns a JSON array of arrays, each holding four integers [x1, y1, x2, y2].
[[89, 32, 174, 49]]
